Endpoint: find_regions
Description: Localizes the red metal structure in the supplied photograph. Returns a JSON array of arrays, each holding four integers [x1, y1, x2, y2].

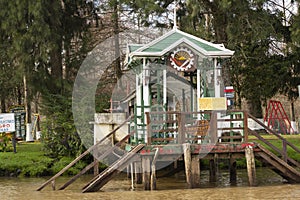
[[264, 100, 294, 134]]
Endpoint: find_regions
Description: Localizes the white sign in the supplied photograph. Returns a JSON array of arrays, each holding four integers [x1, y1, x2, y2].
[[0, 113, 15, 133], [298, 85, 300, 98]]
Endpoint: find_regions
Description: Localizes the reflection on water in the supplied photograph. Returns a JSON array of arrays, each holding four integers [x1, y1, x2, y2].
[[0, 168, 299, 200]]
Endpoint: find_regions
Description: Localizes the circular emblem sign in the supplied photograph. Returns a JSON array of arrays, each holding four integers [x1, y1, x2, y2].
[[170, 47, 194, 71]]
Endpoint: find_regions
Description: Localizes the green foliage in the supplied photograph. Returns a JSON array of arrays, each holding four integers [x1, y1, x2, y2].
[[0, 143, 54, 177], [0, 133, 13, 152], [51, 157, 86, 176], [40, 89, 84, 158], [0, 142, 91, 177]]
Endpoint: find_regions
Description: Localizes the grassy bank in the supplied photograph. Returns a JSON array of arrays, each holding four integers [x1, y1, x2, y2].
[[249, 134, 300, 162], [0, 142, 87, 177]]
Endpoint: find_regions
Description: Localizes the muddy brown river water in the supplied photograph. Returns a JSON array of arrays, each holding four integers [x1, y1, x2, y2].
[[0, 168, 299, 200]]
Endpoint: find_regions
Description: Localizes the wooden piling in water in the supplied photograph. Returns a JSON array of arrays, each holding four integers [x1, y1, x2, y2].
[[209, 158, 216, 183], [191, 155, 200, 187], [142, 157, 151, 190], [134, 161, 142, 184], [245, 146, 256, 186], [150, 148, 159, 190], [229, 154, 237, 184], [183, 143, 192, 188]]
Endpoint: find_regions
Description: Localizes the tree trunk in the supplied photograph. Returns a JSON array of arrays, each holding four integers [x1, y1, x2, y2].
[[291, 101, 295, 121], [1, 96, 6, 113], [247, 98, 263, 118], [112, 0, 122, 80], [23, 74, 31, 124]]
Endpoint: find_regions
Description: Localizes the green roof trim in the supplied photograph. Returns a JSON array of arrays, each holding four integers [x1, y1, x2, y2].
[[129, 44, 143, 53], [142, 32, 220, 53], [127, 28, 234, 59]]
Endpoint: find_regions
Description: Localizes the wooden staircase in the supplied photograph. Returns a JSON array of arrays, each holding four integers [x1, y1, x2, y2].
[[255, 144, 300, 183], [82, 144, 145, 193], [248, 113, 300, 183], [36, 116, 133, 191]]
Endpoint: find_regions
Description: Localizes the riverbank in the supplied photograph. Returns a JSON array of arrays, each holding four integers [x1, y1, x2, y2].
[[0, 135, 299, 177], [0, 142, 88, 177]]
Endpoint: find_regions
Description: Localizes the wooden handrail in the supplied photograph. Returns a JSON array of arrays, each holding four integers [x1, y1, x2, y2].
[[36, 115, 133, 191], [247, 113, 300, 154]]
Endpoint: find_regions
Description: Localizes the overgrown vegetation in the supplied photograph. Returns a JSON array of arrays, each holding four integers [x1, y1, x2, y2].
[[0, 142, 89, 177]]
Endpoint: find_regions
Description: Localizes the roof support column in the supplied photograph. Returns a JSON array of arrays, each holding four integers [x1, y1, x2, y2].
[[196, 68, 201, 112], [214, 58, 221, 98], [143, 58, 151, 143], [163, 69, 167, 107]]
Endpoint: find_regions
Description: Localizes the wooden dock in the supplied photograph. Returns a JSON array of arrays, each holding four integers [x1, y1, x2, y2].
[[36, 110, 300, 192]]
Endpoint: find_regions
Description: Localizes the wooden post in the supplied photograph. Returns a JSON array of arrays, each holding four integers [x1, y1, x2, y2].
[[93, 157, 99, 176], [178, 114, 186, 144], [142, 156, 151, 190], [245, 146, 256, 186], [51, 180, 56, 190], [151, 148, 159, 190], [134, 161, 142, 184], [183, 143, 192, 188], [130, 163, 134, 190], [191, 155, 200, 187], [146, 112, 151, 145], [210, 112, 218, 144], [93, 149, 99, 176], [229, 154, 237, 184], [209, 159, 216, 183], [127, 165, 131, 178]]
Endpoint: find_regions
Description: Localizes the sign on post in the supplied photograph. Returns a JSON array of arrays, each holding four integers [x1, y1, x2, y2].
[[0, 113, 15, 133]]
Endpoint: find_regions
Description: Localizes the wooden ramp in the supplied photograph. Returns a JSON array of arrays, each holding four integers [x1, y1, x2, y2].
[[255, 144, 300, 183], [82, 144, 145, 193]]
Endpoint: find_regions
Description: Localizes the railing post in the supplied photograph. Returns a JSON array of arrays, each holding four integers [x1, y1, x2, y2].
[[177, 113, 186, 144], [210, 111, 218, 144], [146, 112, 151, 145], [243, 111, 248, 142]]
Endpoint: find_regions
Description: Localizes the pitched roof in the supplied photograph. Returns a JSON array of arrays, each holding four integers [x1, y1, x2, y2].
[[128, 28, 234, 58]]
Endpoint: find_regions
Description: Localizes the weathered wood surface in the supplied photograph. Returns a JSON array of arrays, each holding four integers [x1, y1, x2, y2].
[[256, 144, 300, 183], [245, 146, 256, 186], [191, 155, 200, 187], [36, 116, 132, 191], [151, 148, 159, 190], [142, 156, 151, 190], [183, 143, 192, 188], [82, 144, 145, 193]]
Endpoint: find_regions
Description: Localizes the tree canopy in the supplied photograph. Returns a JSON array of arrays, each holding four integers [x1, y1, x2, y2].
[[0, 0, 299, 156]]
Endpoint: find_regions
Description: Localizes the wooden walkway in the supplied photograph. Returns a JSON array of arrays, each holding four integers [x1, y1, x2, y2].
[[36, 110, 300, 192]]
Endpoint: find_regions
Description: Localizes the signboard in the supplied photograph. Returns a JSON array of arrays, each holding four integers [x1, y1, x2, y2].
[[198, 97, 227, 110], [0, 113, 15, 133]]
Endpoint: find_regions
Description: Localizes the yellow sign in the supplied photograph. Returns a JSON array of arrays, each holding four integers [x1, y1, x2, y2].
[[198, 97, 227, 110]]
